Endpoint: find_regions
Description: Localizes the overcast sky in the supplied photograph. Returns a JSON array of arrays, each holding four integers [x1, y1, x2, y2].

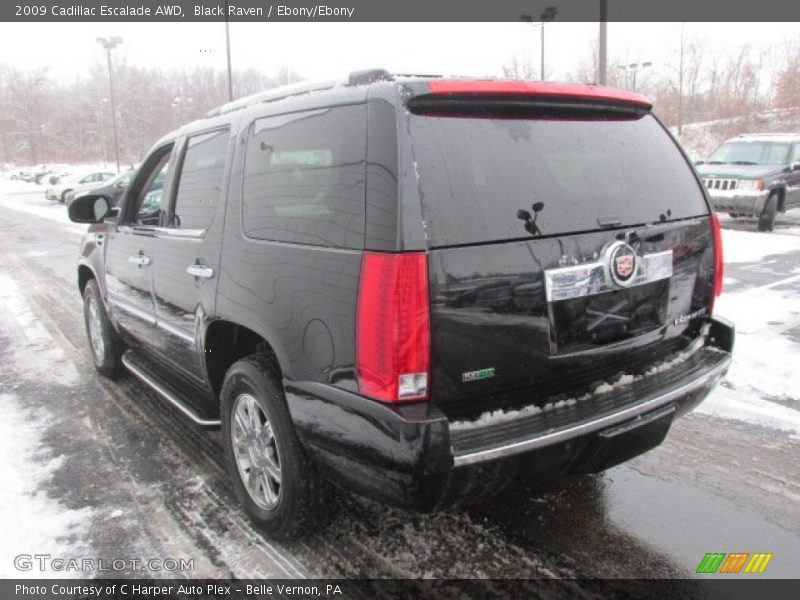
[[0, 22, 798, 85]]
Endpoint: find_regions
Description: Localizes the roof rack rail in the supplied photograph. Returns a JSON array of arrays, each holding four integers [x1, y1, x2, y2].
[[205, 68, 397, 118], [206, 78, 339, 118], [347, 68, 392, 86]]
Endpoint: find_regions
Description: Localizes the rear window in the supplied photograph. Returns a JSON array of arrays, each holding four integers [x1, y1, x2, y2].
[[242, 104, 366, 249], [409, 113, 707, 247], [172, 128, 229, 231]]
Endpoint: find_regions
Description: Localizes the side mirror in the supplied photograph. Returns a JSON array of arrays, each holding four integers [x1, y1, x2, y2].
[[68, 194, 111, 224], [115, 180, 126, 189], [792, 161, 800, 172]]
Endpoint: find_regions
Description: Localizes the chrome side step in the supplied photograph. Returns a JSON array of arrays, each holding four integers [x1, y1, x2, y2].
[[122, 351, 221, 428]]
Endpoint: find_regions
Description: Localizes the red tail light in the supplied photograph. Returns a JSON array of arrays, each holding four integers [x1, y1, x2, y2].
[[356, 252, 430, 403], [710, 213, 724, 312]]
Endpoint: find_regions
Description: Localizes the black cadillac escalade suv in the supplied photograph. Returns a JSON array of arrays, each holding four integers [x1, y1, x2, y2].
[[69, 70, 734, 538]]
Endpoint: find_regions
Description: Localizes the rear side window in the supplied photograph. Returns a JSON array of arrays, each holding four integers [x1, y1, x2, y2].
[[408, 113, 708, 247], [242, 104, 366, 249], [172, 129, 229, 230]]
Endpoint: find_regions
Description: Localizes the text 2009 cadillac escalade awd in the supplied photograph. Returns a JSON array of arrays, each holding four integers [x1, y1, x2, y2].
[[68, 71, 734, 538]]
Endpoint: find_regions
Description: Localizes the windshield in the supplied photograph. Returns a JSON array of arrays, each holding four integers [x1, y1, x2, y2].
[[409, 112, 708, 247], [707, 141, 790, 166], [111, 171, 133, 186]]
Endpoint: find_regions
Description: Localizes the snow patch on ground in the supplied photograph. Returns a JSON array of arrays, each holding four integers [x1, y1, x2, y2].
[[0, 190, 86, 235], [700, 285, 800, 436], [721, 228, 800, 264], [0, 393, 93, 577], [0, 179, 43, 194], [0, 274, 80, 387]]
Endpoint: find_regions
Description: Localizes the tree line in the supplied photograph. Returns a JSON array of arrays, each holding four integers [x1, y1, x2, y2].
[[504, 33, 800, 133], [0, 61, 301, 168]]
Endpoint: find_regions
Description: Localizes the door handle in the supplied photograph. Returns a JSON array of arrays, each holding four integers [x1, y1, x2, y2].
[[187, 264, 214, 279], [128, 254, 151, 266]]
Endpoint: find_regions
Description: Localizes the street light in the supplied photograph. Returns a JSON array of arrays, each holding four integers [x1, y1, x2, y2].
[[617, 61, 652, 92], [520, 6, 558, 81], [171, 96, 194, 126], [96, 36, 122, 172]]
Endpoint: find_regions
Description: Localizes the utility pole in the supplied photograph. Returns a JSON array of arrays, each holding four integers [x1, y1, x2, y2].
[[598, 0, 608, 85], [97, 36, 122, 172], [678, 23, 685, 135], [224, 0, 234, 101]]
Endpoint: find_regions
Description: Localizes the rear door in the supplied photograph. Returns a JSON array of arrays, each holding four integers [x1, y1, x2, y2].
[[149, 127, 231, 388], [403, 98, 714, 418]]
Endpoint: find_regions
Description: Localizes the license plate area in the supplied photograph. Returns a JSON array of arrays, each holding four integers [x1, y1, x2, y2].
[[550, 279, 670, 352]]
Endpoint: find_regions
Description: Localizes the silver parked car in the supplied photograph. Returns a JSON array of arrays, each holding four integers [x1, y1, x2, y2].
[[45, 170, 115, 203]]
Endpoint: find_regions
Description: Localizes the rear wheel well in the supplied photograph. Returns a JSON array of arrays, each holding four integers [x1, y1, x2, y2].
[[204, 321, 282, 399], [78, 265, 94, 294]]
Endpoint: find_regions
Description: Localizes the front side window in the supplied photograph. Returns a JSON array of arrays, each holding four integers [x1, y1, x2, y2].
[[131, 149, 172, 226], [242, 104, 366, 249], [171, 129, 229, 230]]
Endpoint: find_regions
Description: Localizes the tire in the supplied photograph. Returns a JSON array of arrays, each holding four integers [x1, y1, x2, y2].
[[82, 279, 124, 378], [60, 189, 72, 204], [758, 192, 778, 232], [221, 355, 333, 539]]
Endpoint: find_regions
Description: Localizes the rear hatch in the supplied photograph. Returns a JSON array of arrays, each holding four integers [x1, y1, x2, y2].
[[402, 83, 715, 420]]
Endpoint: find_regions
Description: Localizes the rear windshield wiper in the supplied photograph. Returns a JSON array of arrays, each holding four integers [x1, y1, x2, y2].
[[706, 160, 726, 164], [730, 160, 758, 165]]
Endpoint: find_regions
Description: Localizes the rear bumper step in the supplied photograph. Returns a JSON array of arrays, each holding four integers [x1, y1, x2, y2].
[[450, 336, 731, 467]]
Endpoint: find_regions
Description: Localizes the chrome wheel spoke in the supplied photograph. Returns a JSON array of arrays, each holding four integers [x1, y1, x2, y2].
[[258, 420, 274, 447], [247, 401, 261, 432], [234, 406, 251, 437], [247, 468, 261, 497], [264, 453, 281, 484], [263, 471, 279, 504]]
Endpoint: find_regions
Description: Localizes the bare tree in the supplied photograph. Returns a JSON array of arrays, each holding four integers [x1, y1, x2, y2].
[[0, 62, 304, 166]]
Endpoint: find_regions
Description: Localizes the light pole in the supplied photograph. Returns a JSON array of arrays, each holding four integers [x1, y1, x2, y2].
[[171, 96, 194, 126], [224, 0, 233, 101], [97, 36, 122, 172], [32, 77, 46, 164], [618, 62, 652, 92], [598, 0, 608, 85], [678, 23, 685, 134], [520, 6, 558, 81]]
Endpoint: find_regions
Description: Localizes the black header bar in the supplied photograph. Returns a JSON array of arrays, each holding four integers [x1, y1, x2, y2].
[[3, 0, 800, 22]]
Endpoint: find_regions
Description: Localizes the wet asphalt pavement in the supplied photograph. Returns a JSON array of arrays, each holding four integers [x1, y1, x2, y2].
[[0, 189, 798, 590]]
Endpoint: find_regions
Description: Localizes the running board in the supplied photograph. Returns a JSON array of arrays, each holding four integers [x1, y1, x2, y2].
[[122, 351, 222, 428]]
